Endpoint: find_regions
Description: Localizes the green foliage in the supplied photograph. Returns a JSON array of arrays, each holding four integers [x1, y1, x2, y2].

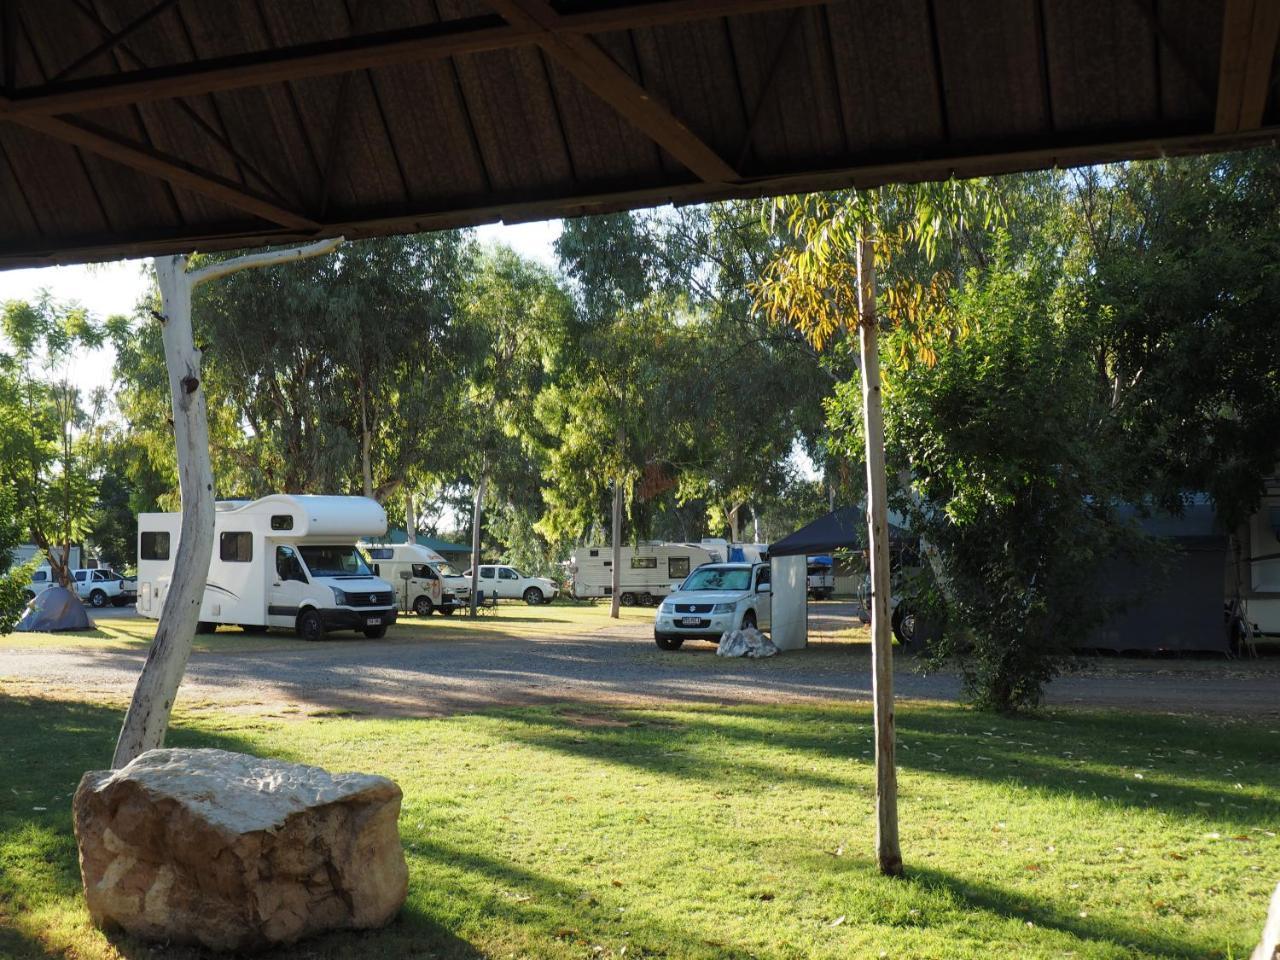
[[0, 295, 103, 584], [883, 247, 1138, 711]]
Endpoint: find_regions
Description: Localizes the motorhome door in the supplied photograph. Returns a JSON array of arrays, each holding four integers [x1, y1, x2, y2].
[[268, 544, 309, 629]]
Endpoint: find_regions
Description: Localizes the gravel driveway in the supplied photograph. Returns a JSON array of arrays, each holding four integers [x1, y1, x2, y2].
[[2, 603, 1276, 717]]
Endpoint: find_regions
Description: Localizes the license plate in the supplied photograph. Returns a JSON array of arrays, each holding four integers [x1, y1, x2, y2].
[[366, 617, 382, 626], [680, 616, 701, 627]]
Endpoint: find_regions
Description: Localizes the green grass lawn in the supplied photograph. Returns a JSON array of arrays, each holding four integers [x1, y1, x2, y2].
[[1, 695, 1276, 959]]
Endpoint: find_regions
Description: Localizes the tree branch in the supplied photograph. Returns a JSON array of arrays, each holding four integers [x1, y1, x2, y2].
[[186, 236, 343, 288]]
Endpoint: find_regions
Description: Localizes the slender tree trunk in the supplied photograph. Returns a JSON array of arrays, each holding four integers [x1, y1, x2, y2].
[[113, 256, 215, 768], [359, 385, 373, 499], [610, 476, 623, 619], [404, 490, 415, 541], [857, 231, 902, 877], [468, 473, 486, 617], [113, 238, 342, 768], [750, 504, 761, 543]]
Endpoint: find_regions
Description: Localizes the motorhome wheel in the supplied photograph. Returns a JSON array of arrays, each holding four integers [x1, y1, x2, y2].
[[296, 609, 325, 642], [364, 624, 388, 639], [413, 595, 435, 616]]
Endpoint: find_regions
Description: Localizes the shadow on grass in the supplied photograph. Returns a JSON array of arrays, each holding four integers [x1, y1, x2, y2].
[[491, 702, 1280, 828]]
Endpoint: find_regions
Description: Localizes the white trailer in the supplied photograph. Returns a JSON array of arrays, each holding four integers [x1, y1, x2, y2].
[[1237, 475, 1280, 636], [137, 495, 398, 640], [569, 542, 715, 606], [359, 541, 471, 616]]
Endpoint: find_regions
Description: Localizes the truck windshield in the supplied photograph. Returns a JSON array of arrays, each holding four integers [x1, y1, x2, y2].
[[298, 545, 373, 578], [680, 567, 751, 592]]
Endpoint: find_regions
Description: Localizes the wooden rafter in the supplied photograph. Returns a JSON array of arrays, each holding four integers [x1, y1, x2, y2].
[[1215, 0, 1280, 133], [3, 104, 318, 229], [487, 0, 739, 183], [50, 0, 181, 82], [0, 0, 823, 119]]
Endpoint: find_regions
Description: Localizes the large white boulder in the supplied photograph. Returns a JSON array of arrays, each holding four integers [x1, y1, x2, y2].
[[1255, 882, 1280, 960], [73, 748, 407, 951]]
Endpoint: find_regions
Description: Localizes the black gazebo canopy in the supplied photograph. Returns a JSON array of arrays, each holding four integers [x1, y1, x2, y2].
[[769, 505, 910, 557]]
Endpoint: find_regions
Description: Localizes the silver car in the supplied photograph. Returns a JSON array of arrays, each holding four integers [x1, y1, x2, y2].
[[653, 562, 771, 650]]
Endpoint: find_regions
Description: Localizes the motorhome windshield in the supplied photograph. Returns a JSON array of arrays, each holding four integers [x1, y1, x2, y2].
[[298, 545, 373, 578], [436, 562, 462, 577], [680, 567, 751, 592]]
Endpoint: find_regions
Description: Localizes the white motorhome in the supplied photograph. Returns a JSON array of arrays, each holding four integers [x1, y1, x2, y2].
[[136, 495, 397, 640], [569, 542, 716, 606], [359, 541, 470, 616]]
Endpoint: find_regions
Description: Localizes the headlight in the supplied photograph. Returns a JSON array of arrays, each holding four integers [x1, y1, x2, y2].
[[711, 602, 735, 614], [330, 587, 348, 605], [659, 599, 676, 612]]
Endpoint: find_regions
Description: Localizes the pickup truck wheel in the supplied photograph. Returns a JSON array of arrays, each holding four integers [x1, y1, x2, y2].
[[654, 632, 684, 651], [89, 589, 108, 608], [413, 595, 435, 617], [363, 625, 388, 639], [523, 587, 545, 605], [296, 609, 325, 642]]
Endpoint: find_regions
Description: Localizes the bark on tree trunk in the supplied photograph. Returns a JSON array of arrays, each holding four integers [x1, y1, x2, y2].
[[112, 256, 215, 768], [404, 490, 415, 542], [609, 477, 623, 619], [360, 387, 373, 499], [468, 473, 486, 617], [857, 231, 903, 877], [112, 238, 342, 769]]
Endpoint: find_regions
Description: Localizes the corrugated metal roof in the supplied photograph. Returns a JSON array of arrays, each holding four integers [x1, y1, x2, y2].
[[0, 0, 1275, 266]]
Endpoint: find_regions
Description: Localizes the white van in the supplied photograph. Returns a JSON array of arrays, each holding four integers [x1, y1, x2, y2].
[[569, 542, 715, 606], [136, 495, 397, 640], [359, 541, 470, 616]]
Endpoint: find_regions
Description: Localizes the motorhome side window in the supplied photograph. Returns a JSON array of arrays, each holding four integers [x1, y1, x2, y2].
[[630, 557, 657, 569], [368, 548, 393, 560], [412, 563, 436, 579], [270, 515, 293, 531], [668, 557, 690, 578], [140, 531, 170, 561], [220, 532, 252, 562], [276, 545, 306, 582]]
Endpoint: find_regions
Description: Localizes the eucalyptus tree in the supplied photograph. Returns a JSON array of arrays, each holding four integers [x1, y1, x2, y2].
[[0, 296, 104, 586]]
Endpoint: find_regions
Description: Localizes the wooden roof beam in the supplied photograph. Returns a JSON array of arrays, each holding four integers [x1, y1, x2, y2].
[[0, 0, 823, 119], [487, 0, 739, 183], [1215, 0, 1280, 133], [1, 103, 318, 229]]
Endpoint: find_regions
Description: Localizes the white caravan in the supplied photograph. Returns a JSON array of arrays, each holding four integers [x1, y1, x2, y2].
[[569, 542, 716, 606], [359, 541, 470, 616], [136, 495, 397, 640], [1237, 474, 1280, 636]]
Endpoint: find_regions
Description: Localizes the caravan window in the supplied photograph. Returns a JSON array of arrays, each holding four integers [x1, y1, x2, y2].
[[630, 557, 657, 569], [270, 515, 294, 531], [220, 532, 252, 562], [141, 532, 170, 561], [668, 557, 690, 578]]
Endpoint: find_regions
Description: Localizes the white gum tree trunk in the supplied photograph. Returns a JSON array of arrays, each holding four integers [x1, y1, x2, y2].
[[112, 238, 342, 769], [857, 232, 903, 877], [468, 472, 486, 616], [610, 477, 622, 619]]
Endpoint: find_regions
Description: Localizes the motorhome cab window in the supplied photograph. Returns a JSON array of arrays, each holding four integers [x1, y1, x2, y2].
[[298, 545, 372, 578], [270, 515, 294, 531], [630, 557, 657, 569], [668, 557, 690, 578], [220, 532, 252, 562], [141, 531, 170, 561], [276, 546, 307, 582]]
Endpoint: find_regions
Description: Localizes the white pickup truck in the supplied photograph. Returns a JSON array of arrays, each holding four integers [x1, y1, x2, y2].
[[71, 568, 138, 608]]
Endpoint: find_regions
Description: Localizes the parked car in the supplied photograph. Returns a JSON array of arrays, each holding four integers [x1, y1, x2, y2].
[[653, 562, 771, 650], [71, 568, 137, 608], [22, 566, 58, 602], [463, 564, 559, 605]]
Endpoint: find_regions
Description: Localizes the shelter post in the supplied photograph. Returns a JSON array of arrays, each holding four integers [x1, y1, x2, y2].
[[857, 230, 903, 877]]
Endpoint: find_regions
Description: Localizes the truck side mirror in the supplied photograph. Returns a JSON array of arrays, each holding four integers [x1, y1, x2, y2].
[[757, 582, 771, 594]]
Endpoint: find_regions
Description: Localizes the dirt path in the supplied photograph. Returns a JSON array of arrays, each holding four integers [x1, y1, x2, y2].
[[2, 604, 1277, 718]]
